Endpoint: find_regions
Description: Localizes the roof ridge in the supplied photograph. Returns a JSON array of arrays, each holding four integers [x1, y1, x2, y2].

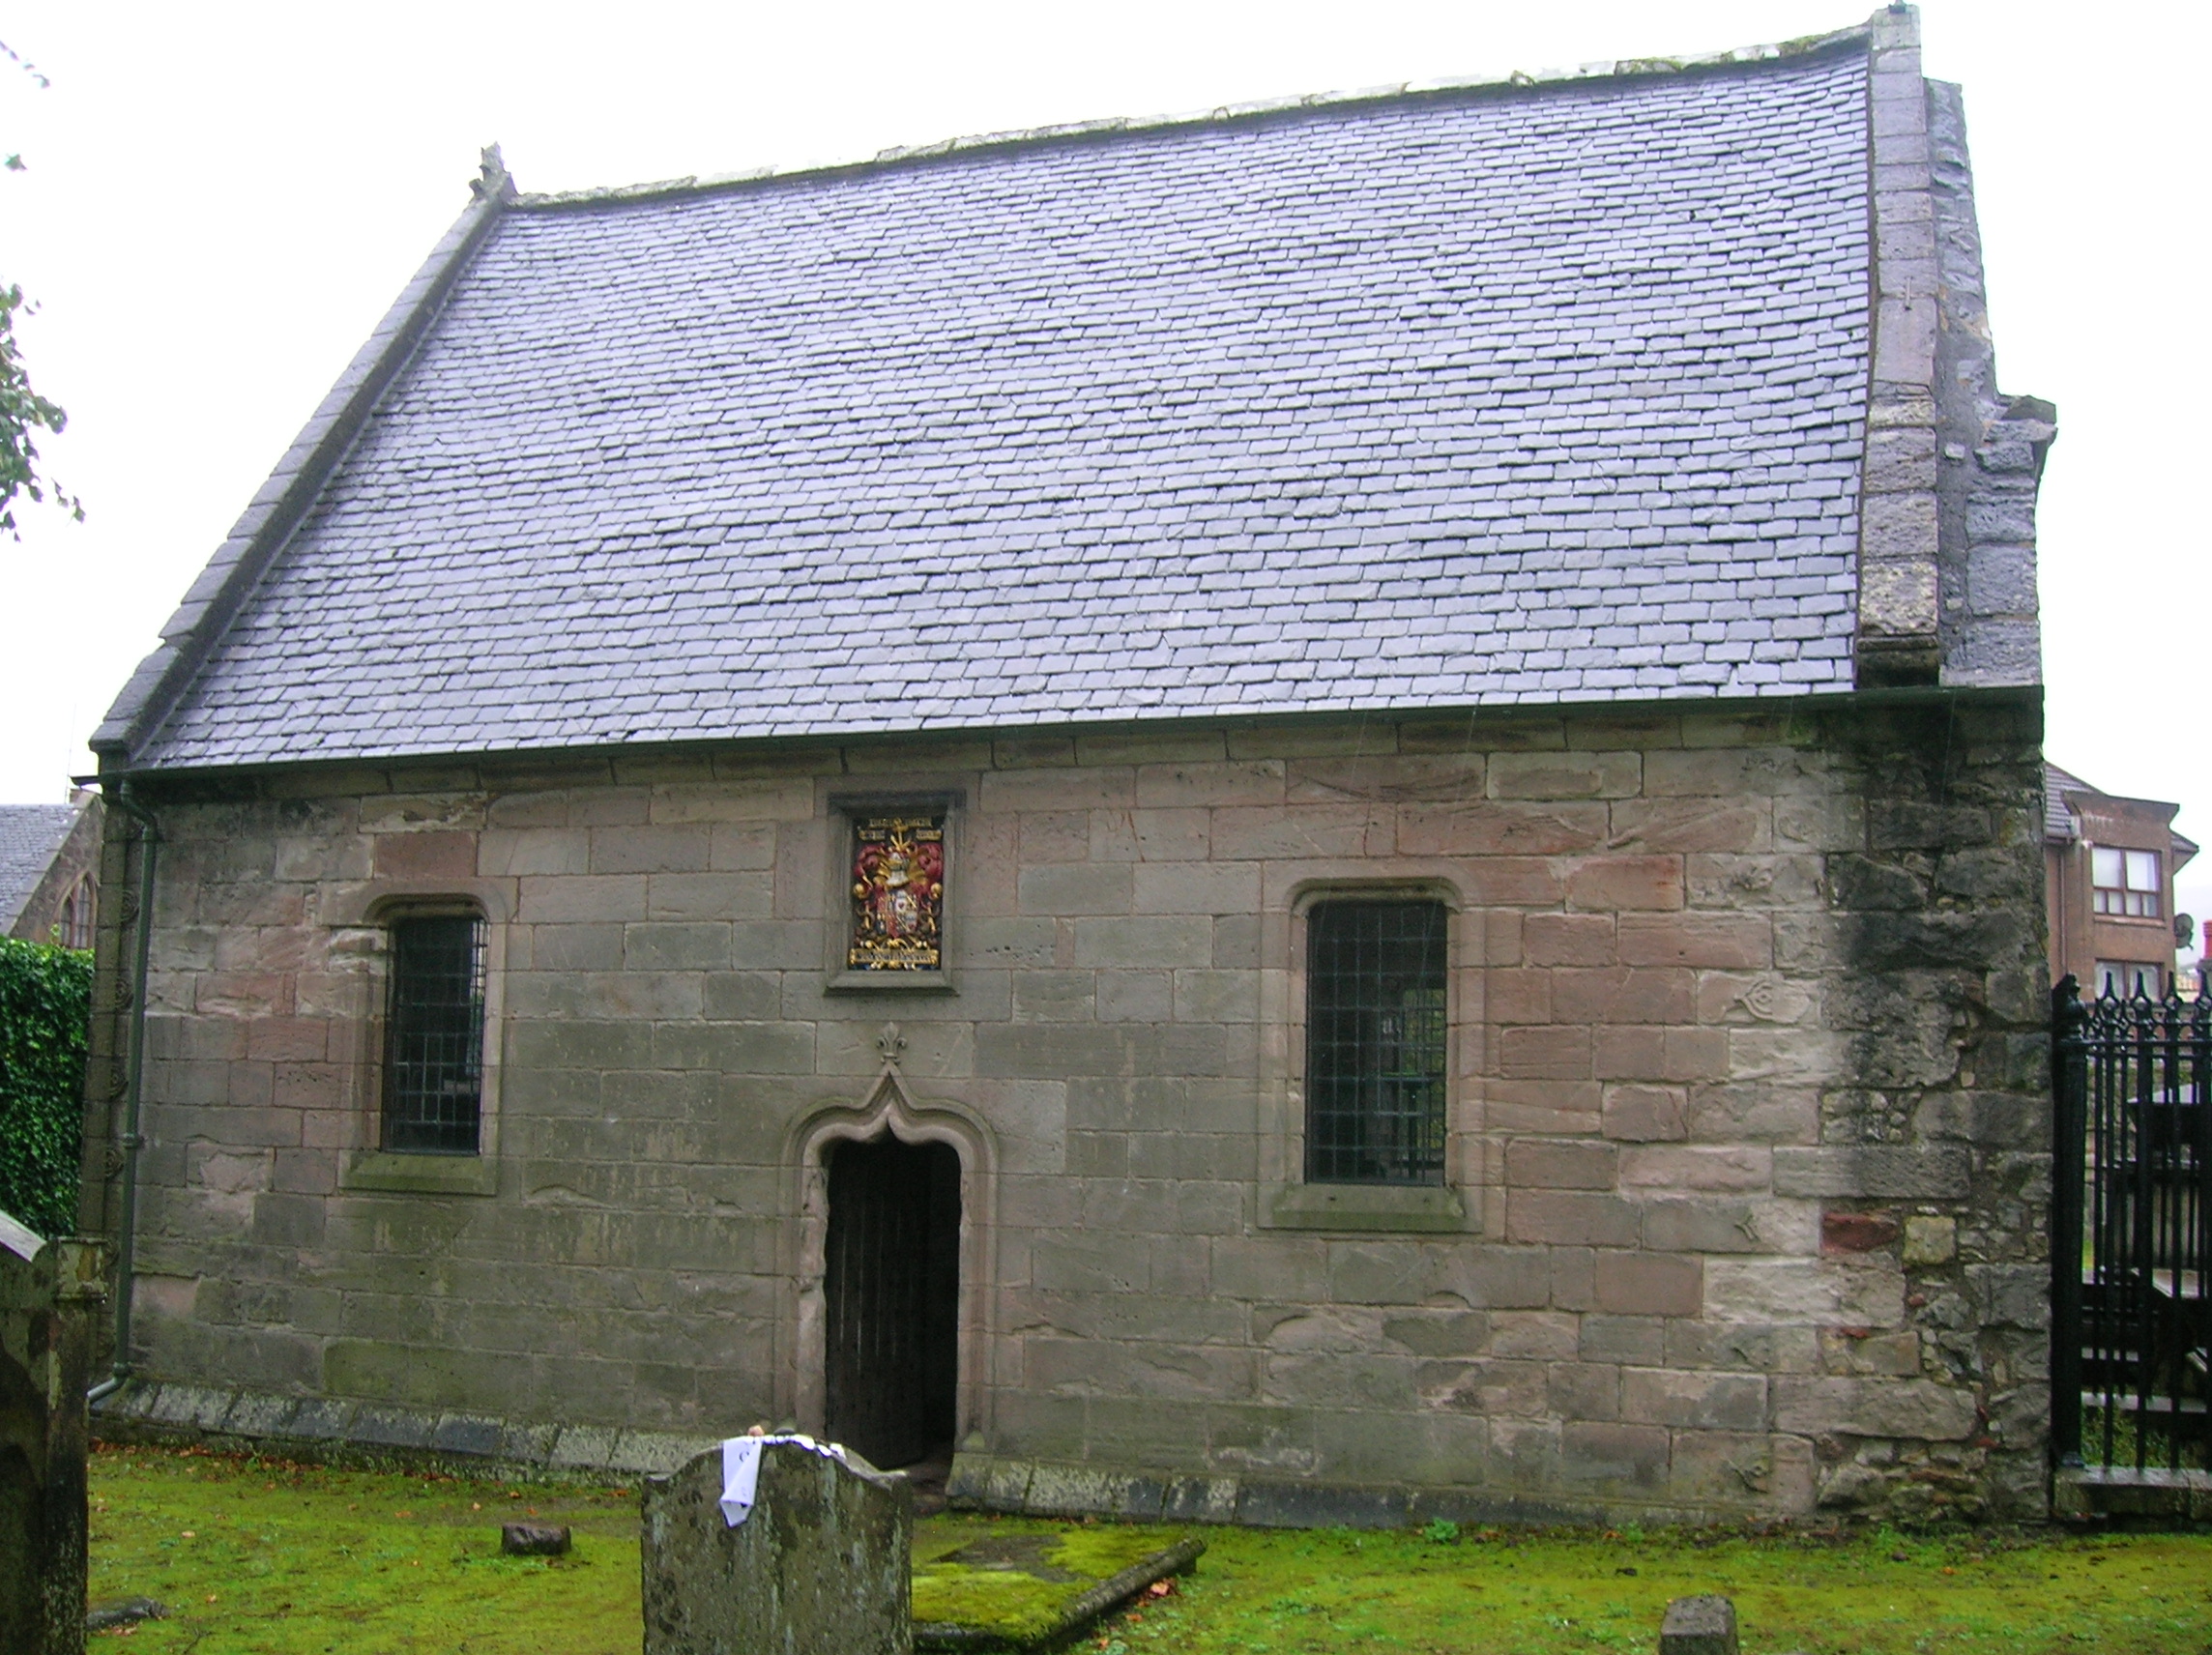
[[512, 16, 1874, 212]]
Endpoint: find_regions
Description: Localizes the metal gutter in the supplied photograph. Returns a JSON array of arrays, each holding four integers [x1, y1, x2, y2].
[[78, 683, 2047, 794], [85, 781, 159, 1404]]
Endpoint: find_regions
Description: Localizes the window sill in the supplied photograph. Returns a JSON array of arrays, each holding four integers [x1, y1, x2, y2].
[[341, 1151, 498, 1197], [1262, 1183, 1470, 1234], [824, 970, 957, 995]]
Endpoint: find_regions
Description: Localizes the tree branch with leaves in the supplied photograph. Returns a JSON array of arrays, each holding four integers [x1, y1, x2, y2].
[[0, 37, 80, 538]]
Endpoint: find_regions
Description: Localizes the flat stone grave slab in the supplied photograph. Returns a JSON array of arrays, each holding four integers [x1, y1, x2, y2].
[[911, 1517, 1204, 1650]]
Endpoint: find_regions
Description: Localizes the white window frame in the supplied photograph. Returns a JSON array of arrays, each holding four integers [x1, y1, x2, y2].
[[2092, 846, 2162, 919]]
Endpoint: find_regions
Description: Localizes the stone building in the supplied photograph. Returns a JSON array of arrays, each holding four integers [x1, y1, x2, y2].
[[78, 8, 2057, 1524], [0, 794, 102, 947]]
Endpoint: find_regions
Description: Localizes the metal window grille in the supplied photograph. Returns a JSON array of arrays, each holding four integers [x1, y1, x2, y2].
[[1305, 900, 1448, 1185], [382, 915, 487, 1154]]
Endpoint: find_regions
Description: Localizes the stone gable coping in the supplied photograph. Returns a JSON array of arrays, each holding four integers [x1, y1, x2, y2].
[[1928, 72, 2052, 690], [89, 149, 519, 765], [1852, 3, 1944, 687], [1851, 3, 2051, 692]]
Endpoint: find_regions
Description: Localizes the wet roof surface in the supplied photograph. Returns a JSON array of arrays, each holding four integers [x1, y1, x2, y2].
[[138, 48, 1871, 769]]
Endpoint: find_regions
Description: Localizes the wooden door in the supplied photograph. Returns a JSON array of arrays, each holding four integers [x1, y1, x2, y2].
[[823, 1136, 960, 1469]]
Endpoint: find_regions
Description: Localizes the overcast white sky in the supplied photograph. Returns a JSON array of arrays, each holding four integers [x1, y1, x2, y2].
[[4, 1, 2208, 922]]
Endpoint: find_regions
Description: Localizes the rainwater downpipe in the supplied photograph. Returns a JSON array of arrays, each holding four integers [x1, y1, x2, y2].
[[87, 781, 159, 1405]]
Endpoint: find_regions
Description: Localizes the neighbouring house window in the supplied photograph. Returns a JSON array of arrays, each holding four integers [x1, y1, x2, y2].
[[383, 915, 488, 1154], [2092, 847, 2161, 918], [2096, 960, 2166, 1000], [847, 815, 946, 973], [1305, 900, 1448, 1185]]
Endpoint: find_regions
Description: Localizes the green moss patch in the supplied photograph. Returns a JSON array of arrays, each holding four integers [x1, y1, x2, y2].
[[84, 1444, 2212, 1653], [912, 1516, 1197, 1647], [87, 1441, 639, 1653]]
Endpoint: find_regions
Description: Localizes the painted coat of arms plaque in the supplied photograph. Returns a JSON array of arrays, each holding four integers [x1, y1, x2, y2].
[[847, 816, 946, 972]]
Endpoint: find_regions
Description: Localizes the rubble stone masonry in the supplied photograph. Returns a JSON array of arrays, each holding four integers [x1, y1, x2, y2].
[[79, 694, 2048, 1524]]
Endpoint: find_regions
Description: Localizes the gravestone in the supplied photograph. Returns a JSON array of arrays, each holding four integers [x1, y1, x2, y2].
[[641, 1437, 913, 1655], [1660, 1594, 1739, 1655], [0, 1209, 104, 1655]]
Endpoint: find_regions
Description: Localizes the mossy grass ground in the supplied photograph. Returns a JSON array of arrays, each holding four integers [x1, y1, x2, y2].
[[89, 1442, 2212, 1653], [87, 1441, 640, 1652], [1091, 1519, 2212, 1653]]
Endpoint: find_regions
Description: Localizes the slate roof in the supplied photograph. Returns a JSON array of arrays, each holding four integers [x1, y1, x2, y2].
[[113, 34, 1880, 771], [0, 804, 82, 933], [2045, 763, 2088, 842]]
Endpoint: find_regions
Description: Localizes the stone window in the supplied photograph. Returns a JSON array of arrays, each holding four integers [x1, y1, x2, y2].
[[2092, 847, 2161, 918], [1304, 899, 1448, 1185], [58, 875, 94, 949], [381, 913, 488, 1154]]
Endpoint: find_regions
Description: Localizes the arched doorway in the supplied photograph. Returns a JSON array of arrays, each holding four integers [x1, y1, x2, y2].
[[822, 1134, 961, 1471]]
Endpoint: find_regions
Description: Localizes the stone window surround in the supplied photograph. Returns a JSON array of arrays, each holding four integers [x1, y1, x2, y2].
[[777, 1070, 1001, 1451], [822, 788, 965, 995], [1260, 869, 1473, 1234], [330, 878, 512, 1198]]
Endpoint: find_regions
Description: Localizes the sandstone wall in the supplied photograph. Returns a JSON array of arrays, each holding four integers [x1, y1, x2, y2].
[[81, 696, 2048, 1522]]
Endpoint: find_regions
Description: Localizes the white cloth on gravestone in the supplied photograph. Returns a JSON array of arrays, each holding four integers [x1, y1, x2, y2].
[[718, 1437, 765, 1527], [717, 1434, 853, 1527]]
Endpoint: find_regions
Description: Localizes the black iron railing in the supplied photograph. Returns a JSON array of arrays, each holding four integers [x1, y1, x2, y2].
[[2052, 973, 2212, 1472]]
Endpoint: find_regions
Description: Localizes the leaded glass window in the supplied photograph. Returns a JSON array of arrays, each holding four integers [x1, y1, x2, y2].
[[382, 915, 487, 1154], [1304, 900, 1448, 1185]]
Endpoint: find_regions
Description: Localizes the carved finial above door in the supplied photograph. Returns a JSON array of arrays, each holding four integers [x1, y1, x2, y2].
[[876, 1021, 906, 1065]]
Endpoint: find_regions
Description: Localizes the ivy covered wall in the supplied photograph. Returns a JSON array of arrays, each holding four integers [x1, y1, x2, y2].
[[0, 936, 91, 1237]]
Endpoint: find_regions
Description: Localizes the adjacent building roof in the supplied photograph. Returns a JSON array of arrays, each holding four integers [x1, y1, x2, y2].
[[2046, 762, 2091, 843], [2046, 762, 2199, 864], [96, 7, 2045, 774], [0, 804, 85, 934]]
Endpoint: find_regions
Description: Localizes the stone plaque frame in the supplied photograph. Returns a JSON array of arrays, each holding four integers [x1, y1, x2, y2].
[[823, 793, 961, 995]]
